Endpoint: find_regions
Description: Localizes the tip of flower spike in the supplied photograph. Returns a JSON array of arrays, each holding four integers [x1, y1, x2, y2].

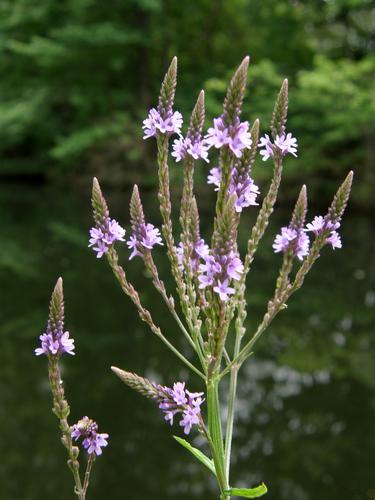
[[55, 276, 63, 293], [111, 366, 121, 376], [223, 56, 250, 123], [271, 79, 289, 139], [328, 170, 354, 223], [242, 55, 250, 66], [51, 276, 64, 311]]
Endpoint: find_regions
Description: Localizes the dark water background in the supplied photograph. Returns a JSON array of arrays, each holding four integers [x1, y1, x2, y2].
[[0, 181, 374, 500]]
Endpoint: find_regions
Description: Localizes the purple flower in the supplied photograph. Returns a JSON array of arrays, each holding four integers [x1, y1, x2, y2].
[[89, 217, 125, 258], [207, 166, 259, 212], [305, 216, 342, 250], [142, 108, 183, 139], [157, 382, 204, 435], [204, 116, 252, 158], [230, 170, 260, 213], [207, 167, 221, 191], [273, 226, 310, 261], [127, 222, 163, 260], [176, 238, 210, 274], [213, 279, 235, 301], [326, 231, 342, 249], [198, 251, 244, 301], [172, 136, 209, 162], [180, 395, 203, 434], [72, 416, 109, 456], [171, 382, 188, 405], [35, 330, 75, 357], [259, 132, 298, 161]]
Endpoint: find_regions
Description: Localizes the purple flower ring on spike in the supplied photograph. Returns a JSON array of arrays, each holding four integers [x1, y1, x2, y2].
[[176, 239, 210, 274], [207, 166, 259, 212], [198, 251, 244, 302], [72, 416, 109, 456], [35, 330, 75, 357], [172, 136, 209, 162], [305, 216, 342, 250], [89, 218, 125, 258], [259, 132, 298, 161], [204, 116, 252, 158], [142, 108, 183, 139], [273, 226, 309, 261], [127, 222, 163, 260], [156, 382, 204, 435]]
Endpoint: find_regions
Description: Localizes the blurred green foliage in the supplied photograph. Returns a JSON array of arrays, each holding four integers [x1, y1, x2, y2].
[[0, 0, 374, 201]]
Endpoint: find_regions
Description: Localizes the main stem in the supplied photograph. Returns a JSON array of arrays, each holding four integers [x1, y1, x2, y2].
[[207, 375, 230, 499], [224, 333, 241, 481]]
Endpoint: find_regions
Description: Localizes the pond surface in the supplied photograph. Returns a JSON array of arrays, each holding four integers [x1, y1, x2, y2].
[[0, 181, 374, 500]]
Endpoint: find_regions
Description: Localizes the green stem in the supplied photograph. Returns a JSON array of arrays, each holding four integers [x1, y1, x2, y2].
[[48, 358, 84, 498], [207, 377, 228, 496], [224, 329, 241, 481], [82, 454, 95, 497], [106, 248, 205, 380]]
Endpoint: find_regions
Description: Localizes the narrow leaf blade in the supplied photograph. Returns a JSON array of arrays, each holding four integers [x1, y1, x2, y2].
[[173, 436, 216, 476], [225, 483, 268, 498]]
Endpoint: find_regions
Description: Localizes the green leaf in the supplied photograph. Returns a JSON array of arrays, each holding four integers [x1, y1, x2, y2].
[[225, 483, 268, 498], [173, 436, 216, 476]]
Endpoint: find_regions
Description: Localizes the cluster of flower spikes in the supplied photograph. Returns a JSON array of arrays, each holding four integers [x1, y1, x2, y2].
[[158, 382, 204, 435], [89, 184, 126, 259], [273, 181, 344, 263], [35, 278, 75, 357], [71, 416, 109, 456], [127, 184, 163, 260]]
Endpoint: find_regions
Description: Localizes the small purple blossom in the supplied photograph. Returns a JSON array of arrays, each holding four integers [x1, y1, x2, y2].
[[157, 382, 204, 435], [273, 226, 310, 261], [204, 116, 252, 158], [172, 136, 209, 162], [207, 167, 221, 191], [305, 216, 342, 250], [127, 222, 163, 260], [89, 218, 125, 258], [326, 231, 342, 249], [213, 279, 235, 301], [142, 108, 183, 139], [198, 251, 244, 301], [259, 132, 298, 161], [72, 416, 109, 456]]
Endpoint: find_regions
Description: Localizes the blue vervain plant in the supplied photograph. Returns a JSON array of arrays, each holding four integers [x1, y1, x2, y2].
[[89, 56, 352, 499], [38, 56, 352, 499]]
